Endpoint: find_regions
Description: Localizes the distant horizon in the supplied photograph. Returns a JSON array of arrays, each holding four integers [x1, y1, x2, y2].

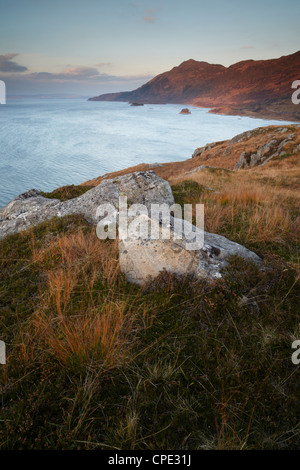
[[1, 0, 300, 96], [3, 49, 300, 100]]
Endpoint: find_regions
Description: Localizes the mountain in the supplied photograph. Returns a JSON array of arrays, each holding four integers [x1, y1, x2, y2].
[[89, 51, 300, 121]]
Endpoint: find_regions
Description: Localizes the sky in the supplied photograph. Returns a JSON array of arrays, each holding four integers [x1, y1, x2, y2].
[[0, 0, 300, 97]]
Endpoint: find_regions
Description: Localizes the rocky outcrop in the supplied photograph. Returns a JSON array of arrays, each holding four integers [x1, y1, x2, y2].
[[186, 126, 300, 172], [119, 215, 261, 285], [192, 141, 224, 158], [0, 171, 174, 240], [234, 133, 296, 169]]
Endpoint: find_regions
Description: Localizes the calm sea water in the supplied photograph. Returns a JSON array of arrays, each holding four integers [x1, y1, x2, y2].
[[0, 99, 293, 207]]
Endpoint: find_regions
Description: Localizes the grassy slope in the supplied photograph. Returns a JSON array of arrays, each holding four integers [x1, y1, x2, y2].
[[83, 125, 300, 185], [0, 130, 300, 450]]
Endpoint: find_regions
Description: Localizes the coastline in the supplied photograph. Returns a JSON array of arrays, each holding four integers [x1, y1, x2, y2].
[[206, 104, 300, 123], [2, 99, 295, 208], [89, 96, 300, 123], [81, 123, 300, 188]]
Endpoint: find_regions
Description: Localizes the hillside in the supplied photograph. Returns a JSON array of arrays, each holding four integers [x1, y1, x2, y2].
[[0, 125, 299, 449], [89, 51, 300, 121], [83, 124, 300, 186]]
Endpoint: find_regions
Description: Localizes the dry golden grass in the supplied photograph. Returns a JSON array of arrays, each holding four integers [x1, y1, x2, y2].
[[33, 302, 133, 369], [20, 228, 145, 371], [1, 214, 299, 449], [171, 161, 300, 253]]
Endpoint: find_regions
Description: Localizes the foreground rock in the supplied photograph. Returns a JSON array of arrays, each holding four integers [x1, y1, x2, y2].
[[0, 171, 174, 240], [0, 169, 261, 285], [119, 215, 261, 285]]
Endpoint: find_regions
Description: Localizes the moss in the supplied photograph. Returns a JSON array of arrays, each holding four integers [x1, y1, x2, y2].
[[273, 152, 292, 162], [171, 180, 205, 207], [41, 184, 94, 201]]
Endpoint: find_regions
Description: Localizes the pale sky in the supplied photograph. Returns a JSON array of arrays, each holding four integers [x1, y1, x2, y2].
[[0, 0, 299, 96]]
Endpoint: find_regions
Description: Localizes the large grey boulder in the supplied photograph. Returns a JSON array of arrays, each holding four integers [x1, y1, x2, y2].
[[119, 214, 261, 285], [0, 171, 174, 240], [0, 169, 262, 285]]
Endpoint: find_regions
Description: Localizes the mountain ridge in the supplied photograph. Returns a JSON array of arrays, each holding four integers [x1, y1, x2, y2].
[[89, 51, 300, 121]]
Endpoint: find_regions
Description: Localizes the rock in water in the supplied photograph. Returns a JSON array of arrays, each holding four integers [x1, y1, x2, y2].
[[0, 171, 174, 240], [119, 215, 261, 285], [179, 108, 191, 114]]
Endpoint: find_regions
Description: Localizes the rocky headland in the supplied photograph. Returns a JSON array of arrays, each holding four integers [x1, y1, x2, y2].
[[89, 51, 300, 122]]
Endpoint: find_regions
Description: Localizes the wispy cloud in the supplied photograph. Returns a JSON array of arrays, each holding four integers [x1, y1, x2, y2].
[[1, 54, 154, 95], [129, 4, 158, 23], [24, 65, 153, 84], [0, 53, 27, 72], [240, 46, 255, 50], [30, 66, 100, 81], [143, 15, 156, 22], [95, 62, 112, 68], [143, 8, 157, 22]]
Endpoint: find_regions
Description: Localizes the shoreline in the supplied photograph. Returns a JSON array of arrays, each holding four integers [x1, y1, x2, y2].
[[89, 97, 300, 123], [2, 101, 296, 208], [81, 124, 300, 187]]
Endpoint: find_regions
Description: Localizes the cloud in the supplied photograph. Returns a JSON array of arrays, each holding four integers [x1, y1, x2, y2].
[[1, 57, 155, 95], [143, 7, 157, 22], [129, 4, 158, 22], [31, 66, 102, 81], [59, 66, 100, 78], [95, 62, 112, 68], [0, 53, 27, 72], [240, 46, 255, 50], [143, 15, 156, 22], [4, 71, 155, 96], [26, 66, 153, 85]]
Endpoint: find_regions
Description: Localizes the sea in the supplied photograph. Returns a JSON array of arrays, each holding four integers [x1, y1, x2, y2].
[[0, 98, 294, 207]]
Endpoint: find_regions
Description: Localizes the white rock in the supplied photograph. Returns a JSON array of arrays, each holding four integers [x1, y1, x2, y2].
[[119, 215, 261, 285]]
